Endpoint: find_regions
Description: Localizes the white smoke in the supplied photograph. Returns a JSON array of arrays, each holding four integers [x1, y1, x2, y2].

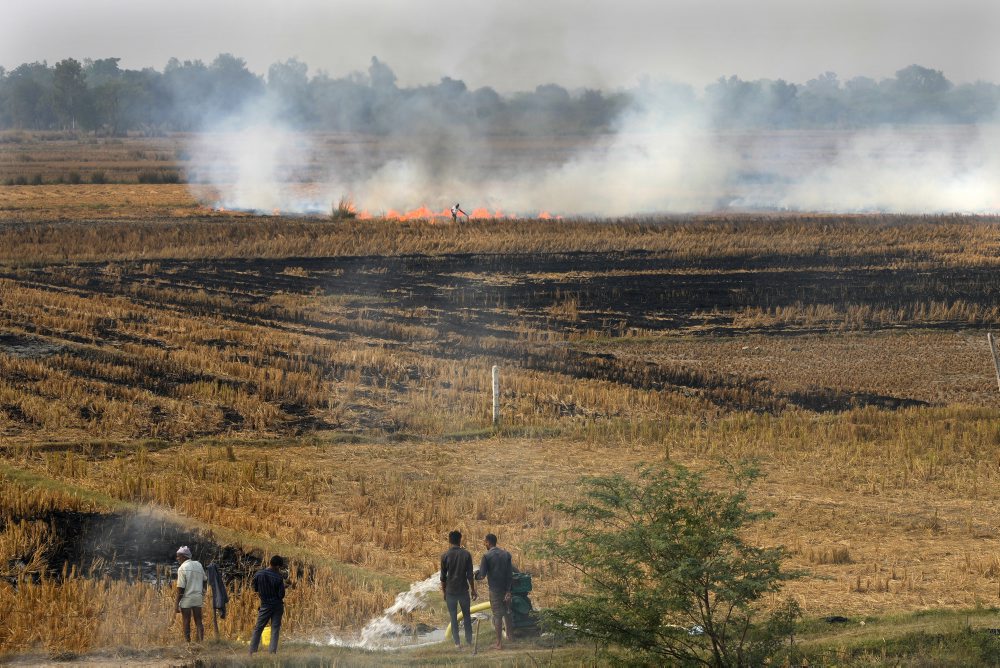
[[184, 81, 1000, 216], [188, 112, 334, 214], [777, 125, 1000, 213], [505, 97, 733, 214]]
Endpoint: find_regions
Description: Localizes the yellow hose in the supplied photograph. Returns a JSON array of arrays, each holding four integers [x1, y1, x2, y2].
[[443, 600, 492, 639]]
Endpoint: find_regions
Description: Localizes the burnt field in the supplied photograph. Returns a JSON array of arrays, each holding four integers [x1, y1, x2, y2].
[[3, 211, 1000, 658], [0, 222, 997, 444], [0, 507, 260, 585]]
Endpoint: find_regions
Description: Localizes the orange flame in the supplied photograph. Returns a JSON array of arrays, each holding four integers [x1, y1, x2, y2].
[[374, 206, 455, 221], [355, 205, 558, 221], [407, 205, 432, 219]]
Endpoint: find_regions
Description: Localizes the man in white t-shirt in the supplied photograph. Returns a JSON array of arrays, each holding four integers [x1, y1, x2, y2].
[[174, 546, 207, 642]]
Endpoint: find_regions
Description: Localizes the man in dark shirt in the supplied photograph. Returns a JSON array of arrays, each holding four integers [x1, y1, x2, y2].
[[475, 533, 514, 649], [440, 530, 477, 648], [249, 555, 287, 655]]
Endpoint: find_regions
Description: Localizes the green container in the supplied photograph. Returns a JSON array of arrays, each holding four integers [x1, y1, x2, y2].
[[511, 595, 532, 615], [511, 572, 532, 594]]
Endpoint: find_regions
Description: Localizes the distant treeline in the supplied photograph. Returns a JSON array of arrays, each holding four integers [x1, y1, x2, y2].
[[0, 55, 997, 135]]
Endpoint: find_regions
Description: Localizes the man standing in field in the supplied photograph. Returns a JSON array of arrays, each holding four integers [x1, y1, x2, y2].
[[174, 546, 207, 642], [441, 530, 477, 649], [475, 533, 514, 650], [451, 203, 467, 222], [249, 555, 287, 655]]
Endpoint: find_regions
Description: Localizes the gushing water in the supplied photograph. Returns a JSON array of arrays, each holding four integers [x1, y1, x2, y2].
[[323, 574, 445, 650]]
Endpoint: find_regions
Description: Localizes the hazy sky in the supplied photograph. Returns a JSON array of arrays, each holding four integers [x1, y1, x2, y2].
[[4, 0, 998, 91]]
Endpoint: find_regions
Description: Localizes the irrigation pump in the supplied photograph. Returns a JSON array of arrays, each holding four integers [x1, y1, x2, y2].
[[510, 571, 538, 633]]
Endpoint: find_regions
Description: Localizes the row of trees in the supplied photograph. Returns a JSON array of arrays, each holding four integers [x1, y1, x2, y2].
[[705, 66, 999, 126], [0, 55, 996, 135], [0, 55, 627, 136]]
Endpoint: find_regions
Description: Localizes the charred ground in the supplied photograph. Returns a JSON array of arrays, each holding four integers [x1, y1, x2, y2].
[[1, 228, 994, 442], [2, 207, 1000, 659]]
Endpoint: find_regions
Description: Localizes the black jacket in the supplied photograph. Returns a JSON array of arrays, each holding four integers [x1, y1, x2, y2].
[[440, 546, 474, 596], [252, 568, 286, 606], [206, 563, 229, 618]]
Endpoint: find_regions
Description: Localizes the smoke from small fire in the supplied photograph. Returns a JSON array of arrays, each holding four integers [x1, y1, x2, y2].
[[186, 67, 1000, 217]]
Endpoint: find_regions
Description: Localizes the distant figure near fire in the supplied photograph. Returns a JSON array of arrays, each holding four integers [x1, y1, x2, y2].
[[174, 546, 207, 643], [451, 203, 468, 222]]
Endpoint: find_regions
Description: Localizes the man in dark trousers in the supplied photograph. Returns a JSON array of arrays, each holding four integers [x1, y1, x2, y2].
[[249, 555, 286, 655], [440, 530, 477, 649], [475, 533, 514, 649]]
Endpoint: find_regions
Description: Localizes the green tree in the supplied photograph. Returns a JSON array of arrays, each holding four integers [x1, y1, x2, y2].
[[894, 64, 951, 97], [163, 58, 210, 130], [267, 58, 311, 125], [207, 53, 263, 117], [891, 64, 953, 121], [3, 62, 55, 129], [84, 57, 122, 87], [536, 463, 800, 667], [367, 56, 397, 91], [53, 58, 91, 130]]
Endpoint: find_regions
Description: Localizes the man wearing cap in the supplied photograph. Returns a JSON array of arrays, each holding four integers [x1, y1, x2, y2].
[[174, 546, 207, 642]]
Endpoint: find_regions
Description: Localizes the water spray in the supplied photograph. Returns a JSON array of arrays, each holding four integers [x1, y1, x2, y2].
[[324, 573, 443, 650]]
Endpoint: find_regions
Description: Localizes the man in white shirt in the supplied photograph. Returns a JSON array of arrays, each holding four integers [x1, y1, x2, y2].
[[174, 546, 207, 642]]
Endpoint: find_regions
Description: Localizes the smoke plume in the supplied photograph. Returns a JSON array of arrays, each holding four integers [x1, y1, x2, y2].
[[184, 61, 1000, 217]]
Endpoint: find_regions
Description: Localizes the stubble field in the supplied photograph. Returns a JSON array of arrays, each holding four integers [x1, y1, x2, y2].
[[2, 133, 1000, 663]]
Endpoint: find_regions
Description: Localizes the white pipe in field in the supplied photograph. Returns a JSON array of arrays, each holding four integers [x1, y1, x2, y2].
[[492, 365, 500, 426], [989, 333, 1000, 393]]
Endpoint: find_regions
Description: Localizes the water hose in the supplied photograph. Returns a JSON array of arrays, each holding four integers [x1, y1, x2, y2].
[[443, 600, 492, 639]]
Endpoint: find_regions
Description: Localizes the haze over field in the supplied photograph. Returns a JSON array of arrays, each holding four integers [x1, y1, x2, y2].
[[189, 68, 1000, 217], [4, 0, 1000, 214], [6, 0, 999, 91]]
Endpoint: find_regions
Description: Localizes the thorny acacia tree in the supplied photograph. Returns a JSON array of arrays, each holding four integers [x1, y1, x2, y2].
[[536, 463, 801, 667]]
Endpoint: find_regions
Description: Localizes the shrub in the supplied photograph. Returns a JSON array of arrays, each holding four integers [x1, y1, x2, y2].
[[137, 170, 161, 184], [535, 462, 801, 667], [90, 171, 107, 184], [330, 196, 357, 220], [30, 173, 43, 186], [67, 171, 82, 185]]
